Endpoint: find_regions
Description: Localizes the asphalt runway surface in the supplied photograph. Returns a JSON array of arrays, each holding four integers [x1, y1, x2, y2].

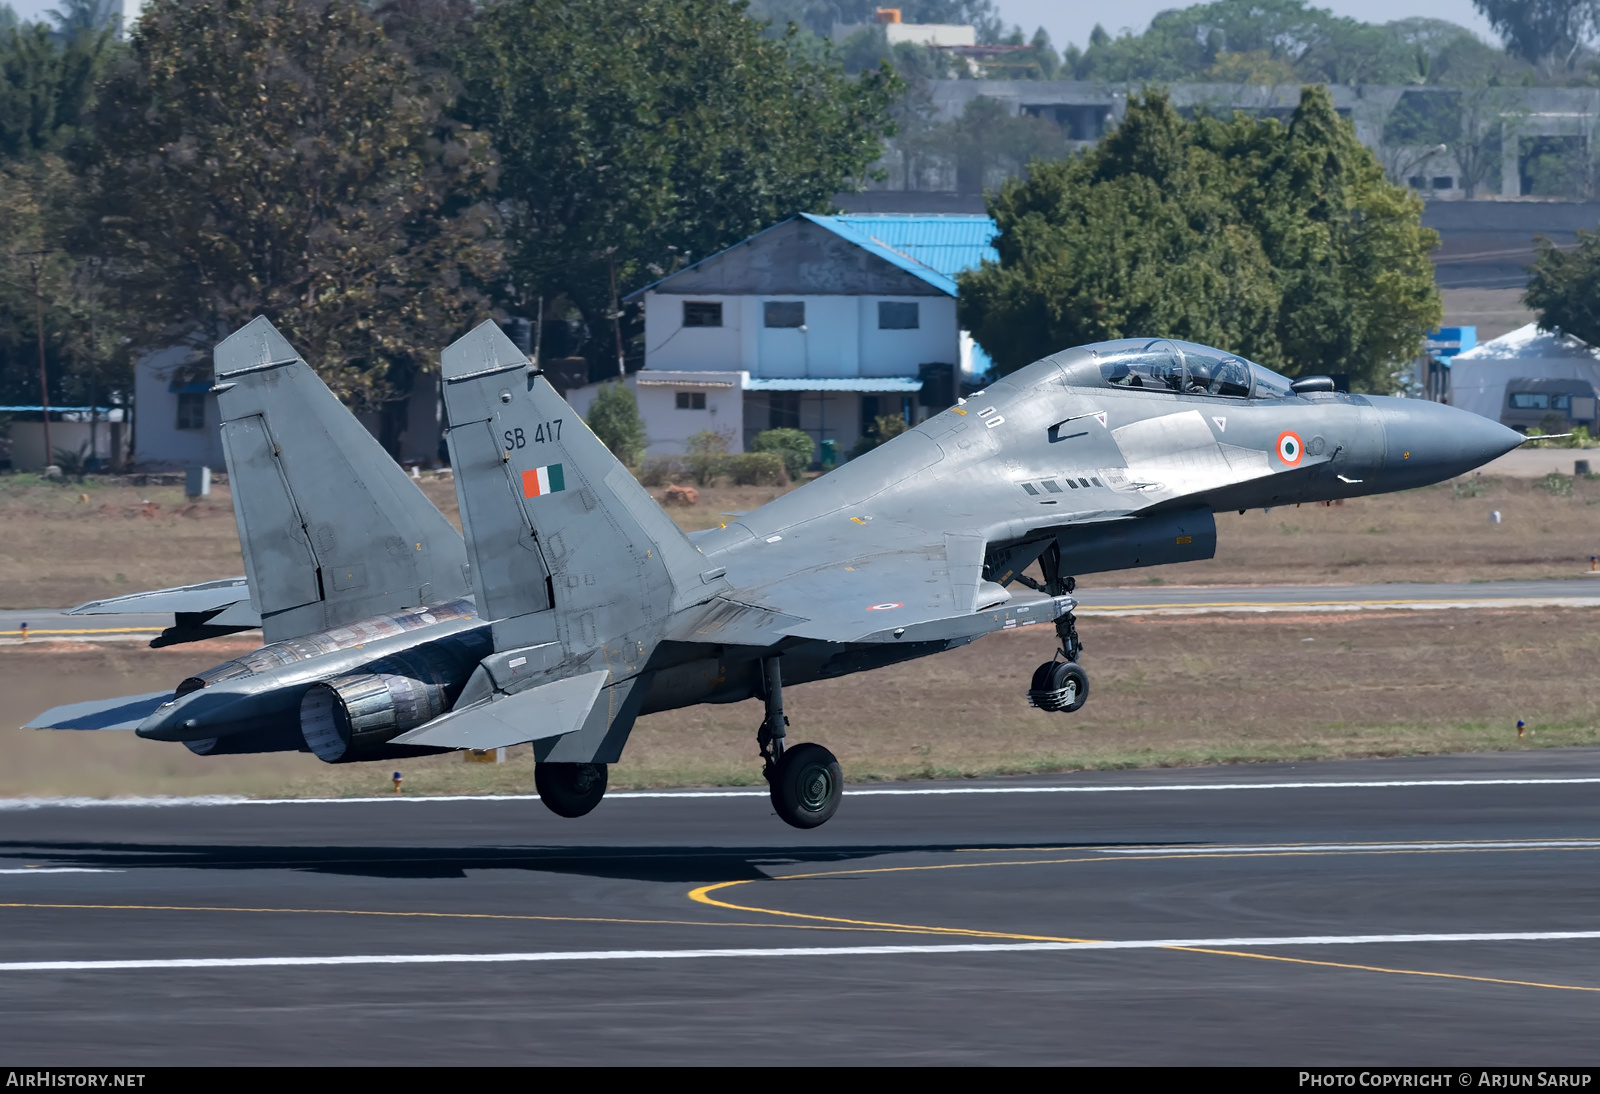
[[6, 579, 1600, 643], [4, 750, 1600, 1064]]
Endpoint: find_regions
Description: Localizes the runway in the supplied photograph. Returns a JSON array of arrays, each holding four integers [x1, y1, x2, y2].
[[4, 750, 1600, 1064], [4, 577, 1599, 644]]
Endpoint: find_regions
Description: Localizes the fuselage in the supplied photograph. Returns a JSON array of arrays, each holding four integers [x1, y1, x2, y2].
[[132, 338, 1523, 758]]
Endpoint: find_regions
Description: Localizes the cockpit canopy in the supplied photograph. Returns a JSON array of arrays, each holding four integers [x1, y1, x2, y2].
[[1058, 338, 1295, 400]]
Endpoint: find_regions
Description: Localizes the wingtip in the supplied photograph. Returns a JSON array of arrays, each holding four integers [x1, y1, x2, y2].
[[441, 319, 527, 380], [214, 316, 302, 378]]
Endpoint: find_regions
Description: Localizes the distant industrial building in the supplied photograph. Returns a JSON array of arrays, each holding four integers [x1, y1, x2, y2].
[[563, 213, 997, 461]]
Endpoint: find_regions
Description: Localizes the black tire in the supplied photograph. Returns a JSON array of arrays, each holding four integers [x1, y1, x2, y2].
[[769, 743, 842, 830], [535, 761, 608, 818], [1050, 661, 1089, 713]]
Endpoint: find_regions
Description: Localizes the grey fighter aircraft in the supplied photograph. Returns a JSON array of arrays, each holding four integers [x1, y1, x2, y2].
[[28, 322, 1523, 829]]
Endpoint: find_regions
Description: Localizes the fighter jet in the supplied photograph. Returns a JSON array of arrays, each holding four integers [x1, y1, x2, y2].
[[27, 322, 1523, 829]]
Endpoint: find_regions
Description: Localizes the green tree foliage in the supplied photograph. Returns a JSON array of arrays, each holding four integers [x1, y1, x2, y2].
[[463, 0, 900, 362], [1525, 228, 1600, 346], [683, 428, 730, 486], [726, 450, 786, 485], [0, 155, 130, 408], [0, 17, 114, 162], [751, 427, 815, 479], [82, 0, 502, 405], [1472, 0, 1597, 70], [1066, 1, 1514, 87], [586, 381, 647, 467], [958, 89, 1441, 392]]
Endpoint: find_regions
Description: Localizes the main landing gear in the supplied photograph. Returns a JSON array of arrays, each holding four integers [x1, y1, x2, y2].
[[535, 761, 608, 818], [758, 656, 842, 829], [1021, 545, 1091, 715]]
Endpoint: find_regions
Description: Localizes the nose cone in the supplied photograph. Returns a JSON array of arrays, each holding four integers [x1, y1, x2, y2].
[[1368, 397, 1523, 489]]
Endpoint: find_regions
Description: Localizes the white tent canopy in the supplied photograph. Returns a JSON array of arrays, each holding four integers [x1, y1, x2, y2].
[[1448, 323, 1600, 422]]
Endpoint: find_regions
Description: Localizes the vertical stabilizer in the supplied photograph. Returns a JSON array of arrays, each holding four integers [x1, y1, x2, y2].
[[440, 321, 718, 654], [213, 317, 471, 642]]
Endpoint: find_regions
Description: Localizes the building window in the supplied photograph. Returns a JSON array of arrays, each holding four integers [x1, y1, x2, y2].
[[1407, 176, 1425, 190], [878, 301, 919, 329], [675, 391, 706, 410], [764, 301, 804, 328], [683, 301, 722, 328], [1432, 177, 1454, 190], [176, 392, 206, 431], [769, 391, 801, 430]]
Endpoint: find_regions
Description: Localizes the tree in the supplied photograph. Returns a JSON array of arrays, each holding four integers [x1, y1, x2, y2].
[[1473, 0, 1597, 70], [81, 0, 503, 411], [1526, 229, 1600, 346], [751, 427, 814, 479], [586, 381, 646, 467], [0, 17, 115, 163], [958, 88, 1442, 392], [463, 0, 900, 373]]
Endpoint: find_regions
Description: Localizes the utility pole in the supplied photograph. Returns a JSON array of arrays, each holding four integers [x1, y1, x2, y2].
[[607, 249, 625, 378], [23, 252, 52, 467]]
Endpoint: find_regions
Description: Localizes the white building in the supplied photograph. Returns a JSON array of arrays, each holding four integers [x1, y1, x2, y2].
[[571, 213, 996, 461], [133, 344, 444, 471]]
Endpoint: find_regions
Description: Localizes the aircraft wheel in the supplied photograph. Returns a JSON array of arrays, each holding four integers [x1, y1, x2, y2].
[[535, 761, 608, 818], [1028, 660, 1088, 713], [769, 743, 842, 830]]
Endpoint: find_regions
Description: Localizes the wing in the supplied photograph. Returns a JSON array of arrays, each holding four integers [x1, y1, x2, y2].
[[68, 578, 261, 648], [68, 577, 253, 617], [709, 524, 1068, 645], [25, 692, 173, 731]]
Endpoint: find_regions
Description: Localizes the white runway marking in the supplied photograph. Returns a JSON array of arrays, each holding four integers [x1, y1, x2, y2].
[[7, 931, 1600, 972], [1097, 839, 1600, 855], [0, 868, 119, 874], [5, 777, 1600, 809]]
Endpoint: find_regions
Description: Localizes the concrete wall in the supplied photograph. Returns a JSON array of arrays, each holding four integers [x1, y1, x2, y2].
[[8, 419, 119, 472]]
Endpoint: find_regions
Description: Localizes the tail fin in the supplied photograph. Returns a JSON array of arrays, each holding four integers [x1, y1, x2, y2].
[[439, 321, 717, 652], [213, 317, 471, 643]]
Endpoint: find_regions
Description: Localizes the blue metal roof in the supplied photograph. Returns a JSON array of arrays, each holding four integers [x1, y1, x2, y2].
[[809, 214, 998, 284], [624, 213, 998, 301]]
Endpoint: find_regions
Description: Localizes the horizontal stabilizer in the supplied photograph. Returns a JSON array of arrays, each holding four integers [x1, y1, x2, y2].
[[390, 670, 609, 751], [26, 692, 173, 731], [68, 578, 253, 619]]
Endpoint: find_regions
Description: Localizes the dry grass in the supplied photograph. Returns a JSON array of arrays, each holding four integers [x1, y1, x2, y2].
[[2, 609, 1595, 798], [4, 470, 1599, 609]]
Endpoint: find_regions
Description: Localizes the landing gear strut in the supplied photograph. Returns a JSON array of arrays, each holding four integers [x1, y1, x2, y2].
[[759, 656, 842, 829], [535, 761, 608, 818], [1025, 544, 1090, 714]]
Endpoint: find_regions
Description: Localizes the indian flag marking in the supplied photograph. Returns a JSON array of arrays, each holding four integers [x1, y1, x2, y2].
[[522, 464, 566, 498]]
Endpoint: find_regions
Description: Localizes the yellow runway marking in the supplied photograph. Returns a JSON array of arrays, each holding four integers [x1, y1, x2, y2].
[[0, 627, 160, 638], [691, 841, 1600, 994]]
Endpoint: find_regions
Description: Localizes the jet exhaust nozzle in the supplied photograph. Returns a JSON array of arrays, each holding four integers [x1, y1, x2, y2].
[[299, 640, 482, 763]]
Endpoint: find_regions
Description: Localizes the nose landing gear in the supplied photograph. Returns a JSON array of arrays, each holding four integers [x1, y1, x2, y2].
[[1023, 547, 1090, 714], [758, 656, 841, 829]]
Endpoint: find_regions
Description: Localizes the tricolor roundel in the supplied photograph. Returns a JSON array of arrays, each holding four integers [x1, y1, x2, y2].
[[522, 463, 566, 498], [1276, 431, 1304, 467]]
